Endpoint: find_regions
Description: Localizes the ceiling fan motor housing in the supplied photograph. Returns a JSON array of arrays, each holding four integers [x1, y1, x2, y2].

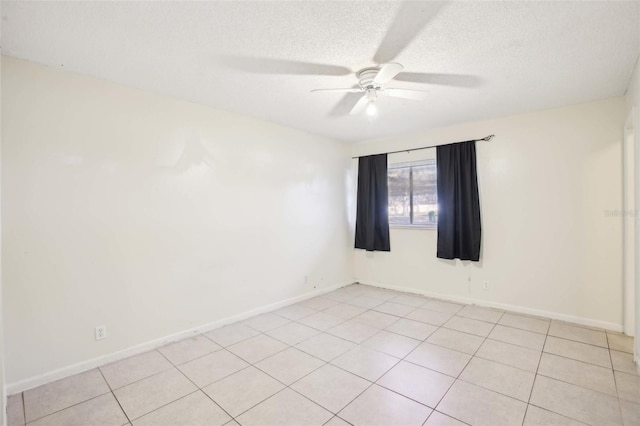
[[357, 67, 382, 89]]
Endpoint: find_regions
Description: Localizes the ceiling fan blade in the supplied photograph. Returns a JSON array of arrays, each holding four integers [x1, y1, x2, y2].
[[217, 55, 351, 76], [373, 1, 445, 64], [349, 95, 369, 115], [311, 88, 363, 93], [383, 88, 429, 100], [373, 62, 404, 85], [328, 92, 365, 117], [395, 72, 483, 88]]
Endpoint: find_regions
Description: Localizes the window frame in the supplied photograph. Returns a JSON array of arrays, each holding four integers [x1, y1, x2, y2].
[[387, 159, 438, 230]]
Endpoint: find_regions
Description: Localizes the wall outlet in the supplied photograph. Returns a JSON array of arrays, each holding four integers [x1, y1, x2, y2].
[[483, 281, 489, 290], [95, 325, 106, 340]]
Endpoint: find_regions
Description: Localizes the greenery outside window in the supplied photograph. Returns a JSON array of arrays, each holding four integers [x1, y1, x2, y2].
[[388, 160, 437, 228]]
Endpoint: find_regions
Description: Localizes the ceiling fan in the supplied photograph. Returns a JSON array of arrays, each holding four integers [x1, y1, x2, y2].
[[218, 2, 481, 117], [311, 62, 429, 117]]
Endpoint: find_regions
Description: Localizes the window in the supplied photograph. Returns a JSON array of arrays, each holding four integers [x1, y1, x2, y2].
[[388, 160, 437, 227]]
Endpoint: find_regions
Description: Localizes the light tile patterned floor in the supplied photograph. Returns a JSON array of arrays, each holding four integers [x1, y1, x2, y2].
[[6, 284, 640, 426]]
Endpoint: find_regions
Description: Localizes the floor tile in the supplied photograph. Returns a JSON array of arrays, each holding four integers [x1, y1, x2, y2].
[[427, 328, 484, 355], [405, 342, 471, 377], [324, 416, 352, 426], [323, 303, 367, 320], [385, 318, 438, 340], [529, 375, 622, 426], [299, 296, 339, 311], [357, 287, 397, 301], [346, 296, 385, 309], [158, 335, 221, 366], [291, 364, 370, 413], [523, 405, 586, 426], [457, 305, 503, 323], [297, 312, 345, 331], [28, 393, 127, 426], [352, 310, 399, 329], [202, 366, 284, 417], [406, 308, 453, 326], [423, 411, 467, 426], [459, 357, 535, 402], [7, 394, 25, 426], [489, 325, 546, 351], [273, 303, 317, 321], [339, 384, 432, 426], [475, 339, 541, 372], [373, 301, 415, 317], [424, 300, 465, 315], [328, 320, 380, 344], [537, 353, 616, 396], [255, 347, 324, 385], [392, 294, 430, 308], [133, 391, 230, 426], [204, 323, 260, 347], [235, 388, 332, 426], [615, 371, 640, 404], [243, 313, 290, 332], [24, 369, 110, 422], [620, 399, 640, 426], [548, 322, 607, 347], [295, 332, 356, 362], [226, 334, 288, 364], [178, 350, 249, 387], [377, 360, 454, 408], [114, 369, 197, 420], [100, 351, 173, 390], [543, 336, 611, 368], [608, 333, 634, 353], [362, 330, 421, 358], [331, 346, 399, 381], [443, 316, 495, 337], [266, 321, 319, 345], [326, 289, 361, 303], [437, 380, 527, 426], [498, 313, 550, 334], [611, 350, 639, 375]]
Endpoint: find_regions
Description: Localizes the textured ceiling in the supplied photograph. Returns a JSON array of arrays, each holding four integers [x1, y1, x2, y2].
[[1, 1, 639, 142]]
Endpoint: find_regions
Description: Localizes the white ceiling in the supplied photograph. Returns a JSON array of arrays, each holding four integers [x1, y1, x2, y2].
[[1, 1, 639, 142]]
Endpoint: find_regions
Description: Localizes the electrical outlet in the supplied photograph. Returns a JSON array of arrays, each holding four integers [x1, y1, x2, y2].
[[95, 325, 106, 340], [483, 281, 489, 290]]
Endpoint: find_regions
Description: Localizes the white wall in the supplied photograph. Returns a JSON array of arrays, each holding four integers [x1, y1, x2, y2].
[[353, 97, 626, 330], [1, 56, 354, 388]]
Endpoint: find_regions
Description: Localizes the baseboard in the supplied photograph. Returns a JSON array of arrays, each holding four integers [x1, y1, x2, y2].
[[357, 280, 624, 332], [6, 281, 354, 395]]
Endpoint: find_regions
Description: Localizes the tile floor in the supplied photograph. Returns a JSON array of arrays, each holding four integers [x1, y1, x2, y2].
[[6, 284, 640, 426]]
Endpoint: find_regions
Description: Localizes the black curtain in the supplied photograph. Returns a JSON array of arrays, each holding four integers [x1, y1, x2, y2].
[[436, 141, 481, 261], [355, 154, 390, 252]]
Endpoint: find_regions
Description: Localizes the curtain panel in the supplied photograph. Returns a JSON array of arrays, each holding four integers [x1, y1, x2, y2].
[[436, 141, 482, 261], [355, 154, 391, 252]]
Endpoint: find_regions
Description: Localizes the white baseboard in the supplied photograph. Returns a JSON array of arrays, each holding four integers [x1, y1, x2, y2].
[[6, 281, 354, 395], [357, 280, 624, 332]]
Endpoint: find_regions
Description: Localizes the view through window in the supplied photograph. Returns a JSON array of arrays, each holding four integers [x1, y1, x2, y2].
[[388, 160, 437, 227]]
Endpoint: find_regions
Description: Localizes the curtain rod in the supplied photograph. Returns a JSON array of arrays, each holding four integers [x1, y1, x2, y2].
[[351, 134, 495, 159]]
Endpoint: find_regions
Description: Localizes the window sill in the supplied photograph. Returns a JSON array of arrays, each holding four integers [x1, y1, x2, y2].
[[390, 225, 437, 230]]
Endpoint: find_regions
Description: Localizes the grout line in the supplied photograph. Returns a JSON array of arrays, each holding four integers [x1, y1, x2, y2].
[[154, 348, 237, 423], [97, 367, 132, 425], [521, 322, 548, 425], [607, 333, 626, 424]]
